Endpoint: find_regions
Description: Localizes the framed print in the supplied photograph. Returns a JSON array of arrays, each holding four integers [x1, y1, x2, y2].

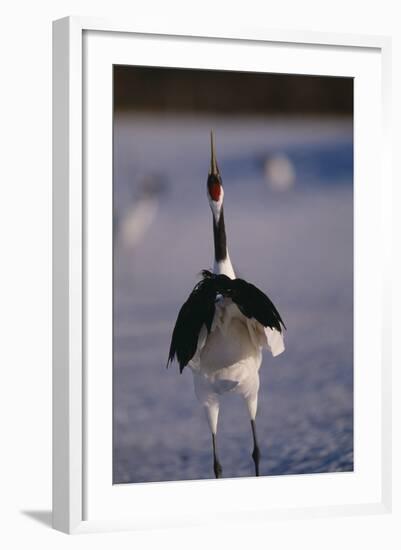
[[52, 17, 392, 534]]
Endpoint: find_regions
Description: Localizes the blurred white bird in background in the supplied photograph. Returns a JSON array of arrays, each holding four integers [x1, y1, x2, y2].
[[117, 174, 167, 251], [263, 153, 296, 191]]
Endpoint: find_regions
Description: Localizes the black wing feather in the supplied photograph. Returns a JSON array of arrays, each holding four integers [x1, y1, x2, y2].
[[167, 277, 217, 373], [227, 278, 286, 332]]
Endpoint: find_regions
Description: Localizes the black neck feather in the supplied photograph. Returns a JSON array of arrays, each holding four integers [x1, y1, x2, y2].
[[213, 208, 227, 262]]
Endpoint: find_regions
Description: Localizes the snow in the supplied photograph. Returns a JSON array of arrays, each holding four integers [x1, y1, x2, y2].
[[113, 114, 353, 483]]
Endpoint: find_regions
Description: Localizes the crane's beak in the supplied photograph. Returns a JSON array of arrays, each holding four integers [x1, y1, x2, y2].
[[210, 130, 219, 176]]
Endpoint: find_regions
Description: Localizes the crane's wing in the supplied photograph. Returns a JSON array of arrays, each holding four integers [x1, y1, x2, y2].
[[167, 271, 286, 371], [227, 278, 286, 333], [226, 278, 286, 357], [167, 276, 218, 373]]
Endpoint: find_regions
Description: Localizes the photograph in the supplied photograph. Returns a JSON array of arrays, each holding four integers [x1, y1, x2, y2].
[[112, 65, 354, 484]]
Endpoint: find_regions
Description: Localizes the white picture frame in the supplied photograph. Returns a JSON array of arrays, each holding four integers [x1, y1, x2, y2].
[[52, 16, 392, 534]]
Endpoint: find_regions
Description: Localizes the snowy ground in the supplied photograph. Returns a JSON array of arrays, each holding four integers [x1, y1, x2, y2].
[[113, 114, 353, 484]]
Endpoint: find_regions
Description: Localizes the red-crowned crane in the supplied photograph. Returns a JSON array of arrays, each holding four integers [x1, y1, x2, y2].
[[167, 132, 286, 478]]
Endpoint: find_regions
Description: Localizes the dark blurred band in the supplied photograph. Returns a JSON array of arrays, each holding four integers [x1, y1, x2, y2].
[[114, 65, 353, 115]]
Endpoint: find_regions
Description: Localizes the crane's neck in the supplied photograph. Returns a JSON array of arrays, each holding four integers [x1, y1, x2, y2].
[[212, 207, 235, 278]]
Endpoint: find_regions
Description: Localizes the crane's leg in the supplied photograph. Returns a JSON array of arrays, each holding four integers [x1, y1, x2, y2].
[[193, 375, 223, 478], [204, 399, 222, 478], [245, 384, 261, 477], [250, 419, 260, 477]]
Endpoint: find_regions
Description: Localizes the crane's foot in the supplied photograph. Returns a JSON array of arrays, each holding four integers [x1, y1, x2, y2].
[[212, 433, 223, 478], [252, 445, 260, 477], [251, 419, 261, 477], [214, 458, 223, 479]]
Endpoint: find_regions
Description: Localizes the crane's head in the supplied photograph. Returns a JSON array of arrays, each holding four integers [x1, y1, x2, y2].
[[207, 131, 224, 219]]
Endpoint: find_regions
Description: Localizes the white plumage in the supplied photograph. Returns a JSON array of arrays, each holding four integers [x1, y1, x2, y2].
[[189, 259, 284, 436]]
